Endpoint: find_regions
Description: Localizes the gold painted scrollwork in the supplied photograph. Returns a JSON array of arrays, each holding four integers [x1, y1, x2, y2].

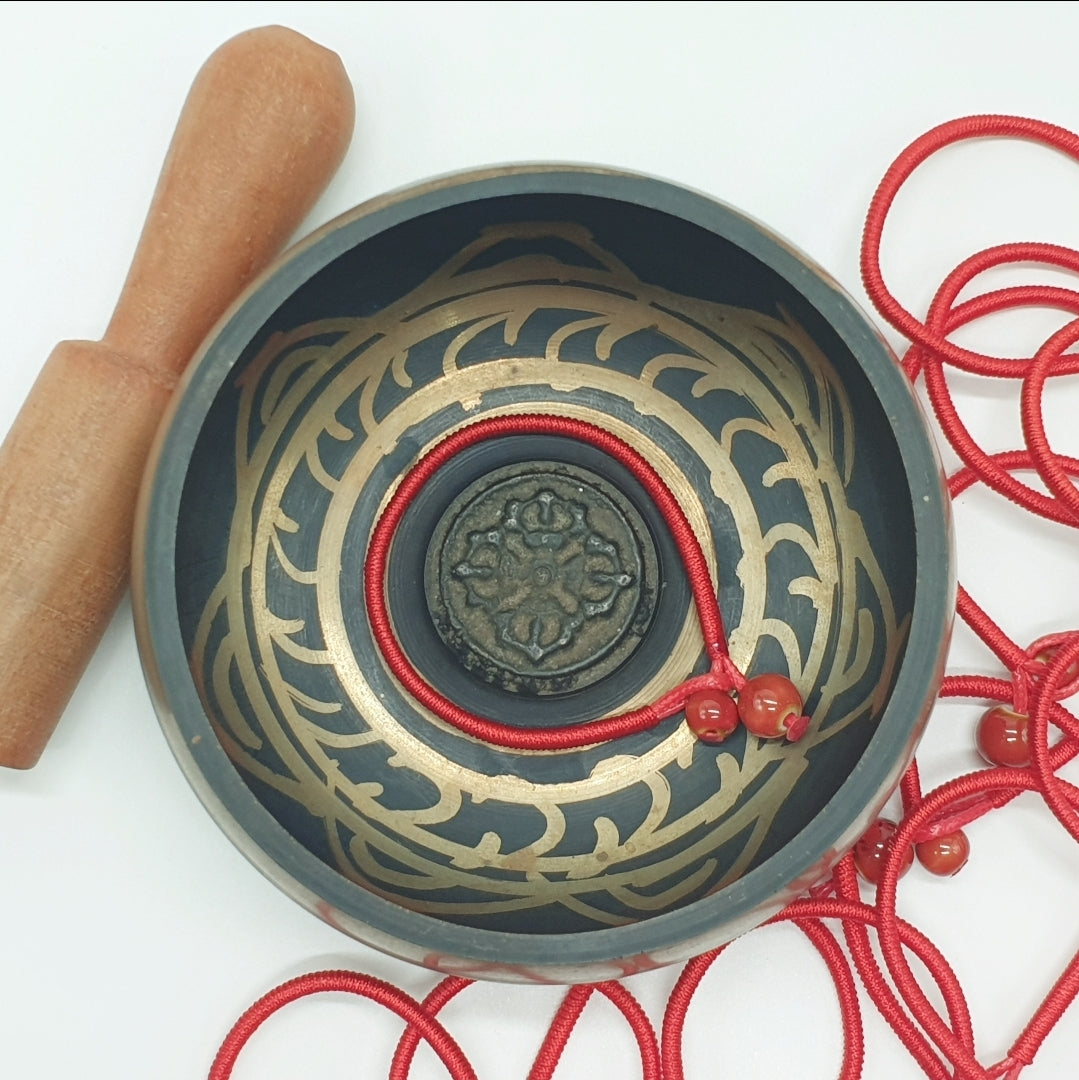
[[191, 224, 906, 928]]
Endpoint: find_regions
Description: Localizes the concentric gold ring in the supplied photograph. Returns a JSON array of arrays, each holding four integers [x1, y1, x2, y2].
[[187, 224, 906, 929]]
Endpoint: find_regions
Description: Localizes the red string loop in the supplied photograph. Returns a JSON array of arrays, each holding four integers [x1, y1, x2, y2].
[[208, 971, 478, 1080], [364, 413, 745, 751], [660, 920, 865, 1080]]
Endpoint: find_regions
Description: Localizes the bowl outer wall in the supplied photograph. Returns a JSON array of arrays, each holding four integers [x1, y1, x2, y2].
[[131, 164, 953, 983]]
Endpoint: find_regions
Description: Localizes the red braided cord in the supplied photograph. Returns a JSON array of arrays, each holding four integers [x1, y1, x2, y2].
[[216, 972, 659, 1080], [860, 114, 1079, 373], [389, 977, 472, 1080], [207, 971, 478, 1080], [852, 113, 1079, 1078], [364, 413, 744, 750], [915, 285, 1079, 525], [659, 899, 969, 1080], [790, 919, 865, 1080], [954, 587, 1031, 675], [660, 950, 722, 1080], [831, 857, 957, 1080], [522, 981, 660, 1080], [529, 986, 593, 1080], [584, 984, 661, 1080], [658, 919, 868, 1080], [1008, 944, 1079, 1070], [949, 449, 1079, 499], [1021, 319, 1079, 518], [900, 246, 1079, 380], [1028, 634, 1079, 845], [898, 759, 922, 816], [791, 898, 977, 1075], [872, 767, 1079, 1077]]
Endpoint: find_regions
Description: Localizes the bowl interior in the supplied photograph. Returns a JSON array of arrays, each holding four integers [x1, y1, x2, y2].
[[141, 172, 946, 975]]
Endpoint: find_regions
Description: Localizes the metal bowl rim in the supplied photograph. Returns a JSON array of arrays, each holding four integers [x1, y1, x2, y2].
[[132, 163, 953, 978]]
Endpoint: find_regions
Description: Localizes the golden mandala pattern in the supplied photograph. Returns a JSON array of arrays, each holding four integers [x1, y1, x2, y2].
[[190, 223, 908, 929]]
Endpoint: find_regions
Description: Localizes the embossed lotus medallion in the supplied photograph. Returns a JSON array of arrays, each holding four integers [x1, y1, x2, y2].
[[427, 463, 655, 693], [452, 486, 636, 661]]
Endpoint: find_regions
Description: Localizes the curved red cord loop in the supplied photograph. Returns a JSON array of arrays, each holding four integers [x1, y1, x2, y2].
[[856, 111, 1079, 1078], [214, 971, 660, 1080], [364, 412, 746, 750], [861, 113, 1079, 374], [208, 971, 478, 1080], [1021, 318, 1079, 520]]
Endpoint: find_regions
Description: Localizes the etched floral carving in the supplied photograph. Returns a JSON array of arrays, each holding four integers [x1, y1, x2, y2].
[[451, 488, 636, 665]]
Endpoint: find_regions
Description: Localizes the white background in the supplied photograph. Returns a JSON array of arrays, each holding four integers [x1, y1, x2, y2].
[[3, 3, 1079, 1077]]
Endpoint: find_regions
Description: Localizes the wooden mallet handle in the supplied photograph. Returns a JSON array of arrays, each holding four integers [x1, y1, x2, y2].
[[0, 26, 355, 768]]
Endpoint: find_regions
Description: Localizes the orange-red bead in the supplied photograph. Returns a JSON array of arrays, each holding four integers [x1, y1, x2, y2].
[[685, 690, 740, 743], [976, 705, 1030, 768], [737, 673, 807, 741], [1034, 645, 1079, 689], [915, 831, 970, 877], [853, 818, 914, 885]]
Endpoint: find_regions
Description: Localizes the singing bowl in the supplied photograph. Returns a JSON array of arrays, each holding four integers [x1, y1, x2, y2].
[[133, 166, 951, 982]]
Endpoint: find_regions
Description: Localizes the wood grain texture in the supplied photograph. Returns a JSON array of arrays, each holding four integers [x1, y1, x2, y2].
[[0, 25, 354, 768]]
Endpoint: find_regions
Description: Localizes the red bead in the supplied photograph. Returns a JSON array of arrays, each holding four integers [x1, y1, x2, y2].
[[976, 706, 1030, 768], [1034, 645, 1079, 690], [915, 831, 970, 877], [737, 673, 807, 741], [853, 818, 913, 885], [685, 691, 740, 743]]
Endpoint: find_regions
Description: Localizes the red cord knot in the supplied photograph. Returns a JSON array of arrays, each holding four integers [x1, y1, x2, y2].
[[712, 652, 747, 693], [1006, 632, 1079, 723], [1026, 632, 1079, 700], [783, 712, 811, 743], [806, 878, 836, 899], [1011, 663, 1036, 717], [1003, 1058, 1028, 1080], [912, 790, 1012, 844]]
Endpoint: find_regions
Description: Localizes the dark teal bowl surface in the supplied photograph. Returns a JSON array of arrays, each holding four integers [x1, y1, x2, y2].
[[133, 166, 951, 982]]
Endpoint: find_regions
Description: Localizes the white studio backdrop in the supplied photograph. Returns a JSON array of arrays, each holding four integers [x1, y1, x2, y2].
[[3, 4, 1079, 1078]]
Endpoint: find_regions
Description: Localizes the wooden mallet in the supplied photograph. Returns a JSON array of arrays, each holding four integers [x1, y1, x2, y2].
[[0, 25, 355, 768]]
